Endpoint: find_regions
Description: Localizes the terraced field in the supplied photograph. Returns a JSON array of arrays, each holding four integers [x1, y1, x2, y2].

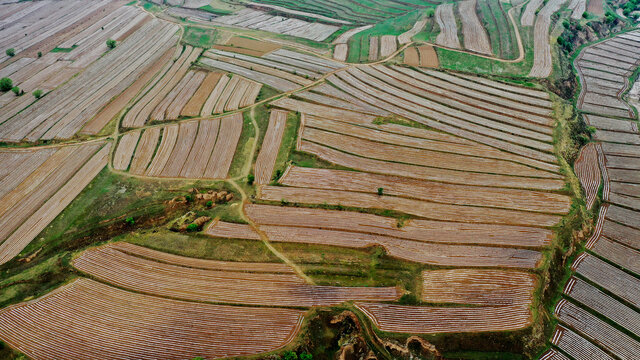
[[1, 0, 637, 359], [540, 29, 640, 360]]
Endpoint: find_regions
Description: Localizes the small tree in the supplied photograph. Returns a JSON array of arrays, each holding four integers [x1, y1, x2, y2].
[[283, 352, 298, 360], [5, 48, 15, 57], [37, 51, 42, 58], [300, 353, 312, 360], [247, 174, 255, 185], [33, 89, 43, 99], [377, 187, 384, 196], [11, 86, 20, 96], [425, 8, 435, 17], [0, 77, 12, 92], [106, 39, 117, 49], [125, 217, 135, 226], [186, 223, 198, 232], [206, 200, 213, 208]]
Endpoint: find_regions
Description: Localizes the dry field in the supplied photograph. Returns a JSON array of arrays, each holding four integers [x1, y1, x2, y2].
[[529, 0, 569, 77], [0, 142, 110, 265], [574, 143, 601, 209], [73, 243, 400, 306], [0, 278, 306, 360], [116, 114, 242, 178], [576, 33, 640, 118], [568, 0, 587, 19], [435, 3, 461, 49], [355, 302, 532, 334], [458, 0, 492, 55], [213, 36, 281, 57], [254, 110, 288, 184], [212, 8, 340, 41], [0, 5, 179, 141]]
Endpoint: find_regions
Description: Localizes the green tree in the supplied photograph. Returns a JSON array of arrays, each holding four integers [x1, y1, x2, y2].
[[106, 39, 117, 49], [11, 86, 20, 96], [5, 48, 15, 57], [247, 174, 255, 185], [300, 353, 312, 360], [125, 217, 135, 226], [377, 187, 384, 196], [32, 89, 43, 99], [206, 200, 213, 208], [283, 352, 298, 360], [0, 77, 12, 92], [186, 223, 198, 232]]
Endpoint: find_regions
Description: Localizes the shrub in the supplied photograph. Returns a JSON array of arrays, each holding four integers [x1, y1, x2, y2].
[[283, 352, 298, 360], [206, 200, 213, 208], [300, 353, 312, 360], [37, 51, 42, 58], [377, 187, 384, 195], [106, 39, 117, 49], [0, 77, 12, 92], [32, 89, 43, 99], [5, 48, 15, 57], [11, 86, 20, 96], [125, 217, 135, 226], [247, 174, 255, 185], [398, 293, 419, 305], [186, 223, 198, 232], [425, 8, 435, 17], [185, 194, 194, 202]]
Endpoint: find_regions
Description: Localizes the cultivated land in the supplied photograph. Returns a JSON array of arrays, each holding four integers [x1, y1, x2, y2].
[[1, 0, 639, 359]]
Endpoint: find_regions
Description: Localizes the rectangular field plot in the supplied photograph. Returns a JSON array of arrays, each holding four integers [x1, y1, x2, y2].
[[0, 278, 306, 360]]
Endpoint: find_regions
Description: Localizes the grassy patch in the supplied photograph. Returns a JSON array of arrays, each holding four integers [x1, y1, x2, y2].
[[437, 25, 533, 76], [182, 26, 218, 48], [198, 4, 233, 15], [347, 8, 431, 62], [142, 1, 161, 12], [0, 169, 208, 307], [125, 0, 137, 5], [228, 110, 258, 179], [121, 230, 279, 262], [50, 45, 77, 53]]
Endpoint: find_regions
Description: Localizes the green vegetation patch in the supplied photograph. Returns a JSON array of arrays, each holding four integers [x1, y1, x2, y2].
[[50, 45, 77, 53], [182, 26, 218, 48]]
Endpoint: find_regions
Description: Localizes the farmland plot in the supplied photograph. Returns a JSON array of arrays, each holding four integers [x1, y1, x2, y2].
[[574, 143, 601, 209], [551, 325, 616, 360], [529, 0, 568, 77], [355, 303, 532, 334], [122, 46, 202, 127], [73, 243, 400, 306], [555, 300, 640, 359], [0, 0, 113, 62], [242, 204, 554, 248], [435, 3, 461, 49], [0, 142, 110, 265], [117, 114, 243, 179], [0, 19, 180, 141], [212, 8, 340, 41], [459, 0, 492, 55], [0, 4, 149, 127], [0, 278, 306, 360], [254, 110, 289, 184]]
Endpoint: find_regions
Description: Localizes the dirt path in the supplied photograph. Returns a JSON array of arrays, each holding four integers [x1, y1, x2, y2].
[[227, 179, 315, 284]]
